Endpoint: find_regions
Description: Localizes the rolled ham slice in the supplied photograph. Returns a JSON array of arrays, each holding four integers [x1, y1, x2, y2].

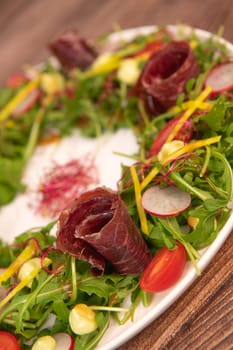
[[56, 187, 152, 274]]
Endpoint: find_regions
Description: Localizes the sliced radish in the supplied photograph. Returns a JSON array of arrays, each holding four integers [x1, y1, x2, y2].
[[142, 185, 191, 217], [53, 333, 74, 350], [12, 88, 40, 117], [205, 62, 233, 94]]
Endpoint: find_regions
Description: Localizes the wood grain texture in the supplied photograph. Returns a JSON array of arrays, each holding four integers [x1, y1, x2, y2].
[[1, 0, 233, 83], [0, 1, 233, 349]]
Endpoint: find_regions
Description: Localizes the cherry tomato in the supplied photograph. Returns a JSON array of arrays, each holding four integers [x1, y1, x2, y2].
[[140, 241, 187, 292], [149, 114, 193, 156], [0, 331, 21, 350], [6, 73, 26, 88], [133, 41, 165, 58]]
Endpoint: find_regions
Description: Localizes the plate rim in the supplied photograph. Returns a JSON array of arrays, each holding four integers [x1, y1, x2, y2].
[[96, 24, 233, 350]]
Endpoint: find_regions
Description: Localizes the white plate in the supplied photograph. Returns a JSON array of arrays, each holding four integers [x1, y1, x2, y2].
[[0, 25, 233, 350]]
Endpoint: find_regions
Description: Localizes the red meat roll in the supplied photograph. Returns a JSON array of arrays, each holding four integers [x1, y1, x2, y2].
[[56, 187, 152, 274], [50, 30, 98, 70], [137, 40, 200, 115]]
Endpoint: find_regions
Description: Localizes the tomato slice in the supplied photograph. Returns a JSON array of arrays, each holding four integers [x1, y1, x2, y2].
[[149, 115, 182, 155], [0, 331, 21, 350], [140, 241, 187, 292]]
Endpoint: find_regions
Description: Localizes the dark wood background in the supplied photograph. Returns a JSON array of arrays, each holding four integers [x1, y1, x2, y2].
[[1, 1, 233, 349]]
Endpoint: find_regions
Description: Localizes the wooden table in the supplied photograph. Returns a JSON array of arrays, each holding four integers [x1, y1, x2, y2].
[[1, 1, 233, 349]]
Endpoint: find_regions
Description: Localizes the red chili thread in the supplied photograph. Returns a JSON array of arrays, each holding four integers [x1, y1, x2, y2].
[[41, 245, 64, 275], [155, 152, 197, 185], [36, 156, 99, 217]]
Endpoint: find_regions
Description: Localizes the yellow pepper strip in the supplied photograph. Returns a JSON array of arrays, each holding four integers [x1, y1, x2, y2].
[[0, 239, 38, 284], [86, 53, 120, 77], [23, 108, 44, 162], [0, 258, 51, 309], [189, 40, 198, 49], [130, 165, 148, 235], [86, 48, 148, 78], [166, 86, 212, 143], [141, 135, 221, 191], [163, 135, 221, 163], [170, 100, 212, 113], [134, 52, 150, 62], [140, 165, 160, 192], [0, 76, 40, 122]]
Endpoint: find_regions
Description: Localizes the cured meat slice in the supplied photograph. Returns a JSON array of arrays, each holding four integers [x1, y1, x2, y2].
[[137, 41, 200, 115], [50, 30, 98, 70], [56, 187, 152, 274]]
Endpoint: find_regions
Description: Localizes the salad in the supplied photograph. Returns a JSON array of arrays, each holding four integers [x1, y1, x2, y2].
[[0, 24, 233, 350]]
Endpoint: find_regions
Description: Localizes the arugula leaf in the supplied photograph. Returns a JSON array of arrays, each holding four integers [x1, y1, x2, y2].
[[52, 299, 70, 323], [0, 240, 14, 267], [202, 97, 228, 131], [15, 221, 56, 249], [0, 87, 14, 108], [0, 157, 25, 205], [78, 278, 115, 300]]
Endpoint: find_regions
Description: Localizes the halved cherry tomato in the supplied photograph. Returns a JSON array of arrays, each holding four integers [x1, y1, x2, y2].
[[149, 114, 193, 156], [6, 73, 27, 88], [133, 40, 165, 58], [140, 241, 187, 292], [0, 331, 21, 350]]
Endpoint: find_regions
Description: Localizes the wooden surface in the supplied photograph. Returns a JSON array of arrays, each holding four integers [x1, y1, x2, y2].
[[1, 1, 233, 349]]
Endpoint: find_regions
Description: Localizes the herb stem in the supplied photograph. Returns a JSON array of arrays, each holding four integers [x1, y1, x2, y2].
[[130, 165, 148, 234], [83, 313, 110, 350], [138, 100, 150, 127], [200, 146, 211, 177], [140, 290, 151, 307], [170, 171, 213, 201], [91, 305, 129, 312], [158, 217, 201, 274], [23, 108, 44, 163], [70, 256, 77, 303]]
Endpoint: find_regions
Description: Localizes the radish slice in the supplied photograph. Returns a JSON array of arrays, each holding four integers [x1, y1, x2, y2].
[[142, 185, 191, 217], [12, 88, 40, 117], [205, 62, 233, 94], [53, 333, 74, 350]]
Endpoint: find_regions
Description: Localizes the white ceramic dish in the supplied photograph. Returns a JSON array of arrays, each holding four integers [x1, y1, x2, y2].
[[0, 25, 232, 350]]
